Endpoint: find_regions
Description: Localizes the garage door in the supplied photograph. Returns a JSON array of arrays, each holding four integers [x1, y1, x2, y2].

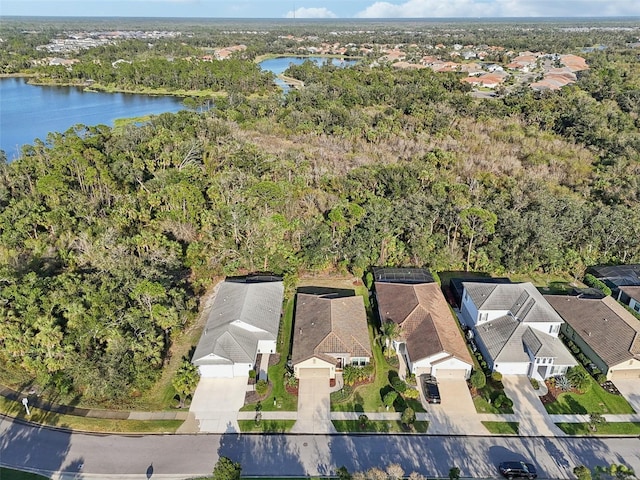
[[198, 364, 234, 378], [299, 368, 330, 379], [610, 369, 640, 381], [433, 368, 468, 379]]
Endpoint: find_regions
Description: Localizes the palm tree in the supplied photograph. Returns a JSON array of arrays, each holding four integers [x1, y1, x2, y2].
[[380, 321, 400, 357]]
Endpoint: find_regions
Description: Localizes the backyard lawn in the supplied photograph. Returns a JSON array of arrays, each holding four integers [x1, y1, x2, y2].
[[543, 375, 635, 415]]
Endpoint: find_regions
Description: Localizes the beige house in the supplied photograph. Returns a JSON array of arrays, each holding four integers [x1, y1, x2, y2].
[[546, 295, 640, 381], [292, 292, 371, 380]]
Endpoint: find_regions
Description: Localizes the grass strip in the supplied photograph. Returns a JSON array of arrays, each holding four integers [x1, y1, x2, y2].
[[556, 422, 640, 435], [482, 421, 519, 434], [237, 420, 295, 433], [332, 419, 429, 433], [0, 396, 182, 433]]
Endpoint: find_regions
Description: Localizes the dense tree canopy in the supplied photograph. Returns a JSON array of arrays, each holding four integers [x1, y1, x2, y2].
[[1, 19, 640, 405]]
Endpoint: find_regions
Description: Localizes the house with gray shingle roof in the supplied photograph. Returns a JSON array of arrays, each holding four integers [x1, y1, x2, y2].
[[619, 286, 640, 314], [460, 282, 577, 380], [546, 294, 640, 381], [192, 278, 283, 378], [292, 292, 371, 380], [374, 268, 473, 380]]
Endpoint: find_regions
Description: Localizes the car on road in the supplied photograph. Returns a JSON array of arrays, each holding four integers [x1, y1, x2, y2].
[[422, 374, 441, 404], [498, 461, 537, 479]]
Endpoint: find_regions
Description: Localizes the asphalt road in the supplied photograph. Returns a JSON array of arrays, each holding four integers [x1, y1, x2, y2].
[[2, 415, 639, 479]]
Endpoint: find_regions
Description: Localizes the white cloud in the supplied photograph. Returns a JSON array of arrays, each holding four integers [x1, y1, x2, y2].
[[285, 7, 337, 18], [355, 0, 640, 18]]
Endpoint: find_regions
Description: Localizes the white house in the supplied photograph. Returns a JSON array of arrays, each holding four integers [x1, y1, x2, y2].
[[460, 282, 576, 380], [192, 278, 283, 378]]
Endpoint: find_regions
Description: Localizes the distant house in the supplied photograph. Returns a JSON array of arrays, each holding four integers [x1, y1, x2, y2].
[[588, 264, 640, 297], [619, 286, 640, 313], [192, 277, 283, 378], [291, 292, 371, 380], [459, 282, 577, 379], [374, 268, 473, 379], [546, 295, 640, 381]]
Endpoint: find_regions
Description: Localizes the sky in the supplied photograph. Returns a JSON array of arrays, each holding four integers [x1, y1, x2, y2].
[[2, 0, 640, 19]]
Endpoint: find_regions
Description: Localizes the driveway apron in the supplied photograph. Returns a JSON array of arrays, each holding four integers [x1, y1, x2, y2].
[[612, 379, 640, 413], [501, 375, 566, 436], [292, 374, 336, 433], [188, 377, 248, 433], [424, 377, 487, 434]]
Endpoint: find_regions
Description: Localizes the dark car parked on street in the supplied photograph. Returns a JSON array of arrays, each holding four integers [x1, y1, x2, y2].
[[422, 374, 441, 404], [499, 461, 537, 479]]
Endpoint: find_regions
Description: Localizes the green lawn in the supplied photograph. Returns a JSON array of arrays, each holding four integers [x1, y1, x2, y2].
[[242, 298, 298, 412], [0, 468, 49, 480], [332, 419, 429, 433], [237, 419, 295, 433], [509, 272, 582, 292], [556, 422, 640, 435], [482, 421, 519, 434], [543, 376, 635, 415]]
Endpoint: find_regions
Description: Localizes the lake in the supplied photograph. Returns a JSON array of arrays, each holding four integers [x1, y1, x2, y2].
[[0, 77, 185, 160], [0, 56, 357, 161], [259, 56, 358, 91]]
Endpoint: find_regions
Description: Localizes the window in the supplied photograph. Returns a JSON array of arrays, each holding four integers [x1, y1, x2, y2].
[[633, 303, 640, 313], [549, 324, 560, 334]]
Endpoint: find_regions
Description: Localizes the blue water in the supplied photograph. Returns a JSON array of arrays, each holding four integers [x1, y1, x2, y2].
[[259, 56, 358, 91], [0, 56, 357, 161], [0, 77, 184, 160]]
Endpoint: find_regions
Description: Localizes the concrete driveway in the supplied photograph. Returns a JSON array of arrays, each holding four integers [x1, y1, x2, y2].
[[291, 373, 336, 433], [421, 376, 487, 434], [613, 379, 640, 413], [188, 376, 248, 433], [501, 375, 565, 436]]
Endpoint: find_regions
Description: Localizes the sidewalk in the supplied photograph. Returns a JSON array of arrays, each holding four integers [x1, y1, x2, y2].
[[4, 384, 640, 435], [0, 385, 189, 422]]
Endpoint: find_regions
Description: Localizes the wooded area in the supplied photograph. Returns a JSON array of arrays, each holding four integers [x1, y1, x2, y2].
[[0, 19, 639, 405]]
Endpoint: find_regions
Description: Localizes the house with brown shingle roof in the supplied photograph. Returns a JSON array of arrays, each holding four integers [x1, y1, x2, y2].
[[292, 292, 371, 380], [374, 269, 473, 379], [545, 295, 640, 381]]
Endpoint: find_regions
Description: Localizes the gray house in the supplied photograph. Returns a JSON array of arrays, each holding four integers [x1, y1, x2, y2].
[[192, 278, 283, 378]]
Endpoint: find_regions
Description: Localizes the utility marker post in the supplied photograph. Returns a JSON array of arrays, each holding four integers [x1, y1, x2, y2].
[[22, 397, 30, 416]]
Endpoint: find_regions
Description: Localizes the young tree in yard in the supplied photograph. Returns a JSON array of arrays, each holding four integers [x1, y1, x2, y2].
[[589, 412, 606, 432], [212, 457, 241, 480], [383, 390, 398, 411], [470, 370, 486, 390], [401, 407, 416, 427], [567, 366, 590, 392], [380, 321, 400, 356], [449, 467, 461, 480], [171, 359, 200, 408], [459, 207, 497, 272]]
